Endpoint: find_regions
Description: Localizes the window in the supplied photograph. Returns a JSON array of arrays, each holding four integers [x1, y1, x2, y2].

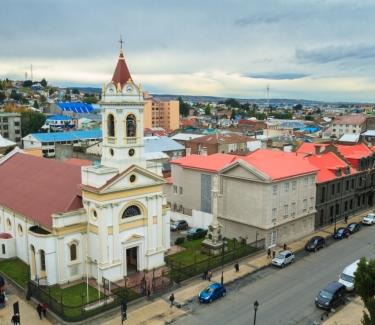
[[40, 250, 46, 271], [346, 180, 349, 191], [351, 179, 355, 189], [331, 184, 335, 195], [126, 114, 136, 137], [283, 227, 287, 235], [2, 118, 7, 123], [122, 205, 141, 219], [309, 197, 314, 208], [15, 121, 20, 126], [303, 199, 307, 210], [345, 129, 349, 133], [272, 185, 278, 196], [333, 128, 336, 132], [290, 224, 295, 233], [337, 183, 341, 194], [15, 130, 20, 134], [173, 185, 177, 194], [310, 177, 315, 186], [284, 183, 289, 192], [302, 220, 306, 228], [272, 208, 277, 219], [70, 244, 77, 261], [284, 205, 288, 216], [291, 202, 296, 214], [292, 181, 296, 190], [304, 178, 308, 187], [179, 186, 183, 195], [107, 114, 115, 137], [4, 132, 8, 138], [308, 217, 313, 226], [339, 129, 343, 133]]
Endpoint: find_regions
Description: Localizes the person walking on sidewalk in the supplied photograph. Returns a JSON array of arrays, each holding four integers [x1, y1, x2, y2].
[[169, 293, 175, 308], [345, 214, 348, 223], [330, 216, 333, 225], [0, 291, 4, 309], [42, 303, 47, 317], [11, 313, 20, 325], [234, 262, 239, 272], [267, 248, 271, 259], [204, 269, 208, 280], [283, 243, 287, 250], [272, 250, 276, 259], [207, 270, 212, 282], [36, 303, 43, 319]]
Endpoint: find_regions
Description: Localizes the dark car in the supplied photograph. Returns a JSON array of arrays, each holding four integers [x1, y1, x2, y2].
[[305, 236, 325, 252], [315, 281, 346, 310], [170, 220, 188, 231], [198, 283, 226, 303], [187, 227, 207, 236], [333, 227, 348, 239], [347, 222, 361, 234]]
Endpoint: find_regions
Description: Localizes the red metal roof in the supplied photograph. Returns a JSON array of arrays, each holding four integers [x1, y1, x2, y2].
[[170, 154, 239, 172], [64, 158, 93, 166], [0, 153, 83, 227], [111, 50, 132, 87], [0, 233, 13, 239]]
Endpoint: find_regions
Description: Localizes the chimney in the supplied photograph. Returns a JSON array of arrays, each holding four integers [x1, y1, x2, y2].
[[330, 138, 335, 145], [186, 147, 191, 156], [202, 147, 208, 156], [267, 139, 273, 148], [335, 167, 342, 177], [314, 145, 321, 155]]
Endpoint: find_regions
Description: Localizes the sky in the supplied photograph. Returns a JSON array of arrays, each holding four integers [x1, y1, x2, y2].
[[1, 0, 375, 103]]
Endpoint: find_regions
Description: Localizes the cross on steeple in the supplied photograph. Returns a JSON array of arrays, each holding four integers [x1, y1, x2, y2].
[[118, 36, 124, 50]]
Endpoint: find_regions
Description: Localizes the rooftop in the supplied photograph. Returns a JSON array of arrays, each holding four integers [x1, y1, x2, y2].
[[331, 115, 367, 124]]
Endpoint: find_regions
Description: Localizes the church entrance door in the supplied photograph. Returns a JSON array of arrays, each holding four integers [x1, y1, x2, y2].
[[126, 247, 138, 275]]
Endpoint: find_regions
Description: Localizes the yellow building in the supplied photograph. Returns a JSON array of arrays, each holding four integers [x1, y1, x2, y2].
[[143, 92, 179, 130]]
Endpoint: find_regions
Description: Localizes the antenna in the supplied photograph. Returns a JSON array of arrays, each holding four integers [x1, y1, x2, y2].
[[25, 72, 27, 80], [266, 84, 270, 108], [31, 64, 33, 81]]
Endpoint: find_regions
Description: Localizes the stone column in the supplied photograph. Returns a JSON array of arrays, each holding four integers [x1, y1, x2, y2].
[[112, 203, 120, 263], [157, 195, 163, 249], [97, 204, 109, 267], [58, 237, 66, 283], [146, 197, 154, 253]]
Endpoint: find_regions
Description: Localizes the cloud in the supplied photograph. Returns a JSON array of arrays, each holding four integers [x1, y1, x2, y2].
[[235, 13, 292, 27], [242, 73, 309, 80], [295, 44, 375, 64]]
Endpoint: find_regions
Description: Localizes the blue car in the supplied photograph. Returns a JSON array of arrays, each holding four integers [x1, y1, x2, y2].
[[333, 227, 348, 239], [198, 283, 226, 303]]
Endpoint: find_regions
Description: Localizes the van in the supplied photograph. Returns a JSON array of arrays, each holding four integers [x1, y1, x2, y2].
[[338, 259, 359, 291], [315, 281, 346, 310]]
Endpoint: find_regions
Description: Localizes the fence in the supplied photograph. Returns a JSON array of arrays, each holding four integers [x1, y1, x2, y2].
[[165, 238, 265, 283]]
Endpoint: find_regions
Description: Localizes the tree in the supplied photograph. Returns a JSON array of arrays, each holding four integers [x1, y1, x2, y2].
[[49, 88, 55, 96], [66, 87, 71, 95], [82, 96, 98, 104], [4, 146, 15, 155], [20, 110, 46, 135], [178, 97, 190, 117], [40, 78, 47, 87], [23, 80, 33, 87], [293, 103, 303, 111], [40, 95, 47, 103], [0, 91, 5, 103], [204, 105, 211, 116], [10, 91, 23, 101], [231, 109, 236, 120], [316, 108, 321, 114], [72, 88, 80, 95], [354, 257, 375, 325], [33, 100, 39, 109], [225, 98, 240, 108]]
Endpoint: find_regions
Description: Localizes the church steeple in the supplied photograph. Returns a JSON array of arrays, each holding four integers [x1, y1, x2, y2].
[[111, 37, 132, 87]]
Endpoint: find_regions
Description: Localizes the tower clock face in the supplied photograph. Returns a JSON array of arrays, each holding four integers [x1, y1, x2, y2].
[[126, 85, 133, 93], [129, 149, 135, 157], [109, 85, 115, 93]]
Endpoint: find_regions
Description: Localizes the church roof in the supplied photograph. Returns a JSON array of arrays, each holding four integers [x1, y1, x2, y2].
[[112, 50, 132, 87], [0, 153, 83, 227]]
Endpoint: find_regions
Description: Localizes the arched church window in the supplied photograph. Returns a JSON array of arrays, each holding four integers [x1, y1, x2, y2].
[[70, 244, 77, 261], [40, 250, 46, 271], [108, 114, 115, 137], [2, 244, 5, 255], [126, 115, 136, 137], [122, 205, 141, 219]]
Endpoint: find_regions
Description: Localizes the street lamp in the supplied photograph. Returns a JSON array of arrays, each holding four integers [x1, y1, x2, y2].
[[253, 300, 259, 325], [255, 232, 259, 248], [221, 237, 226, 285]]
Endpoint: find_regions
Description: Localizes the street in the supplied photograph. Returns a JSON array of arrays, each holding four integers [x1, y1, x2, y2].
[[174, 224, 374, 325]]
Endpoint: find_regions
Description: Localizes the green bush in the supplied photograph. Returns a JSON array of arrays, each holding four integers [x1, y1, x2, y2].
[[187, 229, 208, 241], [175, 237, 185, 245]]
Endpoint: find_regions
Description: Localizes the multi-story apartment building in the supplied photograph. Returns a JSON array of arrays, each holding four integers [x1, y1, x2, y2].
[[0, 113, 22, 146], [143, 92, 179, 130], [331, 115, 367, 138]]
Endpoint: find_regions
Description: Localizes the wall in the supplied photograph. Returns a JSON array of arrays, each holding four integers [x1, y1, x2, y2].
[[55, 144, 102, 162], [170, 209, 213, 228]]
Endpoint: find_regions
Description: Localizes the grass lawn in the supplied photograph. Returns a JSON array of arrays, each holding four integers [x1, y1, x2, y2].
[[0, 259, 29, 288], [49, 283, 106, 307]]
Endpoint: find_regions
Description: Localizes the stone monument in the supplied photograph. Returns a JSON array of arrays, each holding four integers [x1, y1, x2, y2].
[[201, 174, 227, 255]]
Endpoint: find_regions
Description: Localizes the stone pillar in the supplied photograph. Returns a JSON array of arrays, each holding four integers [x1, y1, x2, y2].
[[147, 197, 154, 253], [156, 195, 163, 249], [112, 203, 120, 263], [58, 237, 66, 283], [97, 204, 109, 267]]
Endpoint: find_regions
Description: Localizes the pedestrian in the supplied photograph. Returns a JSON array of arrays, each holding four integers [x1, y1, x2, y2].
[[204, 269, 208, 280], [345, 214, 348, 223], [330, 216, 333, 226], [234, 262, 239, 272], [272, 250, 276, 259], [207, 270, 212, 282], [42, 303, 47, 317], [0, 291, 4, 309], [36, 303, 43, 319], [345, 229, 350, 239], [147, 284, 151, 298], [11, 313, 20, 325], [267, 248, 271, 259], [283, 243, 287, 250], [169, 293, 175, 308]]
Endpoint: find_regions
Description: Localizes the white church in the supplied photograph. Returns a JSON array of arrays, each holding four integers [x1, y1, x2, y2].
[[0, 48, 171, 285]]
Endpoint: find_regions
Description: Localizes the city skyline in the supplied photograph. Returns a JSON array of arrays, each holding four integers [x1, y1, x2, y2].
[[1, 0, 374, 102]]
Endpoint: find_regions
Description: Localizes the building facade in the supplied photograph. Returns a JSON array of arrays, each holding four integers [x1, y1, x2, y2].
[[0, 113, 22, 146]]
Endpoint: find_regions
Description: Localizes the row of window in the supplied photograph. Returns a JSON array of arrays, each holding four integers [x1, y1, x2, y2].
[[273, 177, 315, 195], [332, 124, 359, 127], [272, 198, 314, 218], [41, 140, 80, 146], [332, 129, 357, 134], [281, 218, 313, 236], [173, 185, 183, 195]]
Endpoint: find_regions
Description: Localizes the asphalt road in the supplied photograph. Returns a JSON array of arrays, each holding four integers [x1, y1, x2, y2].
[[174, 224, 375, 325]]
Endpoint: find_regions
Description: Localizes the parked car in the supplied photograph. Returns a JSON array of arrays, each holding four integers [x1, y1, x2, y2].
[[272, 250, 294, 268], [347, 222, 361, 234], [362, 213, 375, 225], [170, 220, 188, 231], [305, 236, 325, 252], [338, 259, 360, 291], [315, 281, 346, 310], [198, 283, 226, 303], [187, 227, 207, 236], [333, 227, 348, 239]]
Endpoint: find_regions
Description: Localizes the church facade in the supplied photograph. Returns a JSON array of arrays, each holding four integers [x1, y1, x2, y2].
[[0, 49, 170, 285]]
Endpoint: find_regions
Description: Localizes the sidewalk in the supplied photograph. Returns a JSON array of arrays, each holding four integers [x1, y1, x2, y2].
[[99, 211, 370, 325]]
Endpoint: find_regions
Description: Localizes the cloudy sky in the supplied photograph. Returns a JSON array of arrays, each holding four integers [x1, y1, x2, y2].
[[1, 0, 374, 102]]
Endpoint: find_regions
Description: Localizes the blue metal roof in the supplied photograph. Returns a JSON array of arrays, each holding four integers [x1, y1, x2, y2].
[[144, 136, 185, 153], [27, 130, 103, 142], [46, 115, 72, 121], [56, 103, 99, 114]]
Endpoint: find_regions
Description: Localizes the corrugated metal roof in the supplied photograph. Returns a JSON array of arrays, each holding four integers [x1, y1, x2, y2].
[[0, 153, 83, 227], [144, 136, 184, 153], [23, 130, 103, 142], [57, 103, 96, 113]]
